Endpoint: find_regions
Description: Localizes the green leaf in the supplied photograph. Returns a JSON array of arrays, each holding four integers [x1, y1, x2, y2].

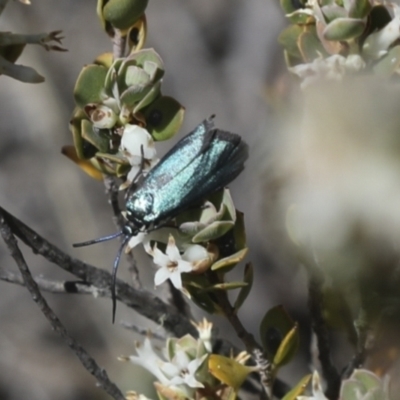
[[259, 305, 296, 361], [234, 263, 254, 312], [208, 355, 255, 391], [0, 55, 44, 83], [272, 323, 299, 367], [74, 64, 108, 108], [278, 25, 304, 59], [321, 5, 347, 22], [69, 108, 88, 160], [143, 96, 185, 141], [211, 248, 248, 271], [282, 374, 312, 400], [102, 0, 149, 30], [298, 27, 328, 62], [280, 0, 309, 24], [81, 119, 110, 153], [351, 369, 381, 391], [204, 281, 248, 291], [340, 379, 367, 399], [127, 14, 147, 53], [347, 0, 371, 19], [192, 220, 235, 243], [232, 211, 247, 251], [323, 17, 365, 41]]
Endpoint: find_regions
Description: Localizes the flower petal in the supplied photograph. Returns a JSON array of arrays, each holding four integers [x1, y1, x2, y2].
[[166, 235, 181, 261], [169, 270, 183, 289], [152, 245, 170, 268], [154, 268, 170, 286]]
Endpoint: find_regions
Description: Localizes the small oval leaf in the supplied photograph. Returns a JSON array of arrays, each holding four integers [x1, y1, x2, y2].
[[143, 96, 185, 141], [73, 64, 108, 108], [103, 0, 148, 30], [272, 323, 299, 367], [323, 17, 365, 41], [211, 248, 248, 271], [234, 263, 254, 312], [259, 305, 296, 361]]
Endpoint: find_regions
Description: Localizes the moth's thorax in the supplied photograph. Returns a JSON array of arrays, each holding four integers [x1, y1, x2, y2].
[[126, 190, 157, 225]]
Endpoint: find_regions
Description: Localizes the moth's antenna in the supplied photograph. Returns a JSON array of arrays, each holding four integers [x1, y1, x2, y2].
[[111, 235, 130, 323], [73, 231, 124, 248]]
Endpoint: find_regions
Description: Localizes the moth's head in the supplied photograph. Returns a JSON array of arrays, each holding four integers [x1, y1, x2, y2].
[[122, 222, 139, 237]]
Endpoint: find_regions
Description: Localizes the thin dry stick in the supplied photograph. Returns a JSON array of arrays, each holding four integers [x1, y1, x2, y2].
[[307, 263, 341, 400], [0, 267, 110, 296], [0, 206, 197, 337], [342, 308, 369, 379], [112, 28, 126, 59], [120, 320, 167, 341], [206, 269, 274, 398], [0, 214, 125, 400]]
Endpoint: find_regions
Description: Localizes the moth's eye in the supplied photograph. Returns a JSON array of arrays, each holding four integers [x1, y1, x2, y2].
[[123, 225, 134, 236]]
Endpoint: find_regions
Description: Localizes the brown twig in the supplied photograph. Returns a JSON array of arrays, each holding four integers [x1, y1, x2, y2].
[[206, 271, 273, 398], [0, 206, 197, 338], [306, 259, 341, 400], [112, 28, 126, 59], [120, 320, 167, 341], [0, 213, 126, 400]]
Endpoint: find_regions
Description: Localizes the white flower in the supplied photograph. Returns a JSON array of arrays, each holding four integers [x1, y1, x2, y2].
[[120, 124, 157, 162], [150, 235, 194, 290], [125, 391, 154, 400], [86, 104, 118, 129], [125, 231, 149, 253], [192, 318, 213, 352], [297, 371, 328, 400], [125, 334, 210, 398], [119, 124, 159, 189], [160, 349, 207, 389], [126, 337, 169, 385]]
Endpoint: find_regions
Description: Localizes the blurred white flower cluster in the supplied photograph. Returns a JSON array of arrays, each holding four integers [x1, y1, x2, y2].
[[269, 79, 400, 275], [290, 55, 365, 89]]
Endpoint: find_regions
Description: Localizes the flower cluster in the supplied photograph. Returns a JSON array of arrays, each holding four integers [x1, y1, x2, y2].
[[63, 0, 184, 183], [120, 319, 257, 400], [120, 319, 214, 399], [279, 0, 400, 88]]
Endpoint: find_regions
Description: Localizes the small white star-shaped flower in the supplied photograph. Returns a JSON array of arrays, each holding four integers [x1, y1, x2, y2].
[[151, 235, 193, 290], [160, 348, 206, 389], [126, 337, 168, 385]]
